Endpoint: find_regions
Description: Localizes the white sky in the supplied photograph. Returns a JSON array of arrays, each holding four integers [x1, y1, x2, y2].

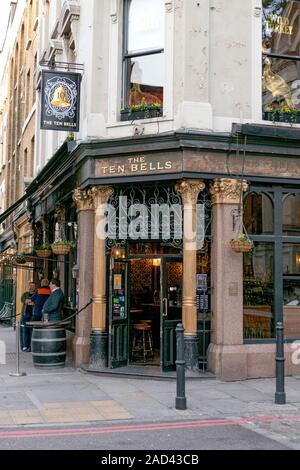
[[0, 0, 13, 52]]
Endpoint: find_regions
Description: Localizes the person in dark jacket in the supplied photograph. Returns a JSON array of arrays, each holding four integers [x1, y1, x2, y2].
[[31, 279, 51, 321], [42, 279, 65, 321], [20, 281, 36, 351]]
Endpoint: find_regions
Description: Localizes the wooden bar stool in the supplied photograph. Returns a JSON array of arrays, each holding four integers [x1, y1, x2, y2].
[[131, 323, 153, 362]]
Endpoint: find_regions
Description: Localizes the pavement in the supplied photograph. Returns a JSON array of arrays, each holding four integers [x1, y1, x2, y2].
[[1, 325, 300, 449]]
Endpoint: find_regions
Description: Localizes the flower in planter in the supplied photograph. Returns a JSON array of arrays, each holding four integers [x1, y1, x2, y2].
[[120, 99, 162, 120], [36, 243, 52, 250], [51, 240, 76, 248], [51, 240, 76, 255], [230, 233, 254, 253], [15, 254, 27, 264], [236, 234, 250, 242], [35, 243, 52, 258], [265, 100, 299, 123], [23, 250, 36, 262]]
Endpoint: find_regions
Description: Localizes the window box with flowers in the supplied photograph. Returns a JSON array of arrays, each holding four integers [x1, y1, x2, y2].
[[263, 101, 300, 124], [120, 101, 162, 122]]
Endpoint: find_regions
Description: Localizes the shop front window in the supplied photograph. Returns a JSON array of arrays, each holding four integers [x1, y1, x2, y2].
[[244, 192, 274, 235], [262, 0, 300, 123], [122, 0, 164, 120], [283, 279, 300, 338], [243, 243, 274, 339], [283, 243, 300, 274], [283, 194, 300, 235], [283, 243, 300, 339]]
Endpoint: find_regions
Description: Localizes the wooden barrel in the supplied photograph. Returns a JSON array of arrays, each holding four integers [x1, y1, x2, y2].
[[31, 325, 66, 368]]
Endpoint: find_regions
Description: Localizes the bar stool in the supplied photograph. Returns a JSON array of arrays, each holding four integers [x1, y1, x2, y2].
[[131, 323, 153, 362], [135, 321, 153, 350]]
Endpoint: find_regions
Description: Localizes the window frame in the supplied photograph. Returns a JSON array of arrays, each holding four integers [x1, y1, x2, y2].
[[262, 0, 300, 121], [243, 185, 300, 343], [122, 0, 165, 111]]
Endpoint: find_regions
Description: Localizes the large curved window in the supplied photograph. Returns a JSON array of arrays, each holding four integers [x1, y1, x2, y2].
[[244, 192, 274, 235], [243, 243, 274, 339], [283, 194, 300, 235]]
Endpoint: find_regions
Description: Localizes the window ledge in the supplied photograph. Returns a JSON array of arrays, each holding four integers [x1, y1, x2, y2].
[[243, 339, 275, 344], [233, 121, 300, 140], [107, 116, 173, 129]]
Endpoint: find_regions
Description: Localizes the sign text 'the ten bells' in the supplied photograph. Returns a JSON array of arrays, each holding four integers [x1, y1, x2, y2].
[[40, 71, 81, 132], [96, 154, 182, 177]]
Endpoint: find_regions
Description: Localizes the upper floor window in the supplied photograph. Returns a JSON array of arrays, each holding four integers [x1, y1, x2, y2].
[[262, 0, 300, 123], [121, 0, 164, 120]]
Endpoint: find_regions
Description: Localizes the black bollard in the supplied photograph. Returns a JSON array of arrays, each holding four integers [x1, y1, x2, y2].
[[175, 323, 187, 410], [275, 321, 286, 405]]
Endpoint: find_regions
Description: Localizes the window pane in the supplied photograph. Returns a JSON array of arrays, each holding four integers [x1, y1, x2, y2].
[[283, 279, 300, 338], [112, 261, 126, 320], [262, 0, 300, 57], [283, 243, 300, 274], [262, 56, 300, 114], [128, 0, 165, 53], [243, 243, 274, 339], [127, 54, 164, 107], [283, 194, 300, 235], [244, 192, 274, 235]]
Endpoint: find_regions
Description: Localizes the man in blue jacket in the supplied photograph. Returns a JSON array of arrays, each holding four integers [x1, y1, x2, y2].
[[42, 279, 65, 322], [31, 279, 51, 321]]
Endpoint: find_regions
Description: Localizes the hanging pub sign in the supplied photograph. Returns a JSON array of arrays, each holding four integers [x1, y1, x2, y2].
[[40, 70, 81, 131]]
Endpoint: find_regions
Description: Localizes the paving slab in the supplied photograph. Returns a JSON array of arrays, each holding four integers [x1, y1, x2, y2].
[[2, 325, 300, 433]]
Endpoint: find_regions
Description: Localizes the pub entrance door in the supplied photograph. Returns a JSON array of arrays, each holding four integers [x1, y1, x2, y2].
[[108, 257, 129, 368], [108, 254, 183, 372], [161, 257, 183, 371]]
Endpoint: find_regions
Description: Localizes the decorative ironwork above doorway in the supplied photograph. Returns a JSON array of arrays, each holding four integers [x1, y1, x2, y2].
[[105, 183, 212, 251], [106, 183, 182, 250]]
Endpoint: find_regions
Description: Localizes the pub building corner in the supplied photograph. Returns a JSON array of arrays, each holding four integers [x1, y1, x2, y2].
[[16, 126, 300, 381]]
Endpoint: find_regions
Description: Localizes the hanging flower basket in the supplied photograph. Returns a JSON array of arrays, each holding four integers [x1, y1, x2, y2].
[[51, 241, 74, 255], [230, 235, 254, 253], [24, 255, 35, 263], [15, 255, 26, 264], [23, 250, 36, 262], [35, 244, 52, 258], [36, 249, 52, 258]]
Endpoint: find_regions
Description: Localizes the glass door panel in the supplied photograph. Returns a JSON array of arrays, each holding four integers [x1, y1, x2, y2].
[[161, 258, 182, 371], [108, 258, 129, 368]]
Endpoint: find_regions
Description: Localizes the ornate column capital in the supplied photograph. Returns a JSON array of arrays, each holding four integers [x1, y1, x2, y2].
[[210, 178, 248, 205], [90, 185, 114, 208], [73, 188, 94, 212], [175, 179, 205, 205]]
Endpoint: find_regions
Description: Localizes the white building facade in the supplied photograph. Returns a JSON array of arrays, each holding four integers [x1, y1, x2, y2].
[[2, 0, 300, 380]]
